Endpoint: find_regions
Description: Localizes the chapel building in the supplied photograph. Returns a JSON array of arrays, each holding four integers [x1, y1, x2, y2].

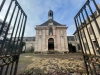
[[34, 10, 68, 53]]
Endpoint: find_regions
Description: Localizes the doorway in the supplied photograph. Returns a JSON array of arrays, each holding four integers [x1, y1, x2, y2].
[[48, 38, 54, 50]]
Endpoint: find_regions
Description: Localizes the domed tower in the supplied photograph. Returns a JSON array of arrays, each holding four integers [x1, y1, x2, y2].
[[48, 10, 53, 20]]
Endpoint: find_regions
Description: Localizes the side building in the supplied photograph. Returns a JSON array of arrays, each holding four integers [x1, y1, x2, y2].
[[22, 36, 79, 53], [67, 36, 79, 52], [73, 4, 100, 55], [22, 37, 35, 52]]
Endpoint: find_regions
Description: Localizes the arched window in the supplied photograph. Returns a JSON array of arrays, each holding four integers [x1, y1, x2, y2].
[[50, 13, 51, 16], [49, 28, 53, 35]]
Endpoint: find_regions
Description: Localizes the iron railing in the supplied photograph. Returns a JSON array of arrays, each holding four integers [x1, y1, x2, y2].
[[0, 0, 27, 75], [74, 0, 100, 75]]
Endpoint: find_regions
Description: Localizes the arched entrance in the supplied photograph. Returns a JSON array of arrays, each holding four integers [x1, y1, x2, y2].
[[48, 38, 54, 50]]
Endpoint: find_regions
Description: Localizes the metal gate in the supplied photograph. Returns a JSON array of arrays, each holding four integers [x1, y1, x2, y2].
[[74, 0, 100, 75], [0, 0, 27, 75]]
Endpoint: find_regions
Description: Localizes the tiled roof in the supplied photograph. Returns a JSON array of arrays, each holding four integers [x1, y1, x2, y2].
[[39, 19, 64, 26], [67, 36, 75, 41], [23, 37, 35, 41]]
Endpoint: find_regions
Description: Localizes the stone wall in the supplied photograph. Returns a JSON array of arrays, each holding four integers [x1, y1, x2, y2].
[[22, 41, 35, 52], [35, 25, 69, 53]]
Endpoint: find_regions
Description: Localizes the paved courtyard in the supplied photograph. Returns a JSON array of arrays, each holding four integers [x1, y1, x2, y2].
[[17, 53, 86, 75]]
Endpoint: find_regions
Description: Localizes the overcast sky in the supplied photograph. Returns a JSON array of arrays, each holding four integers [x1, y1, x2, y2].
[[0, 0, 100, 37]]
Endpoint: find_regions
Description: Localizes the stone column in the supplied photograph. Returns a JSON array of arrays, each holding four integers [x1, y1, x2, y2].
[[58, 29, 61, 51], [35, 30, 39, 51], [46, 30, 48, 51], [65, 29, 68, 52]]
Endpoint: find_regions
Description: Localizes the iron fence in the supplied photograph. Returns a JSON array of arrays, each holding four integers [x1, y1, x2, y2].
[[0, 0, 27, 75], [74, 0, 100, 75]]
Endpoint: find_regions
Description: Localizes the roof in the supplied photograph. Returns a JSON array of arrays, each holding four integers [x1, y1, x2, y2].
[[48, 10, 53, 17], [67, 36, 75, 41], [39, 19, 63, 26], [48, 10, 53, 14], [23, 37, 35, 41], [12, 37, 36, 41]]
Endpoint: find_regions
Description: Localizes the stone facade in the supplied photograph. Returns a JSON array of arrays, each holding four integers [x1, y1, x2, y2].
[[34, 10, 68, 53], [22, 37, 35, 52], [22, 36, 78, 53]]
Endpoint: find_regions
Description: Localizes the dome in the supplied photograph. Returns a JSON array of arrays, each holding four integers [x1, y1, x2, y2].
[[48, 10, 53, 19]]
